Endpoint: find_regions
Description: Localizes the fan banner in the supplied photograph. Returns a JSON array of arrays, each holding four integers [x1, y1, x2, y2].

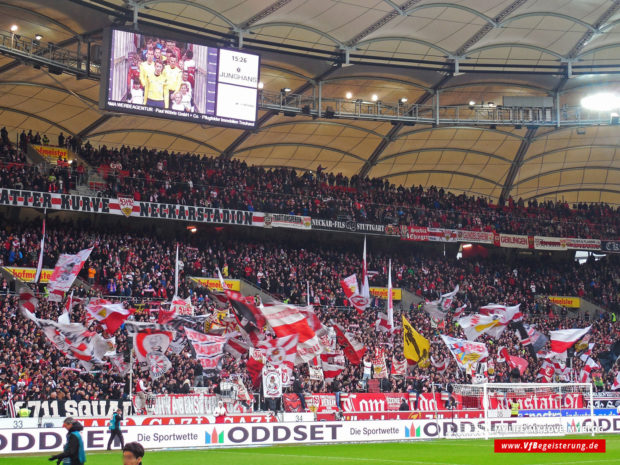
[[372, 348, 388, 379], [262, 366, 283, 398]]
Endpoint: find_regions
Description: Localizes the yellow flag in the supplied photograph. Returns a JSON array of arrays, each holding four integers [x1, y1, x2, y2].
[[403, 315, 430, 367]]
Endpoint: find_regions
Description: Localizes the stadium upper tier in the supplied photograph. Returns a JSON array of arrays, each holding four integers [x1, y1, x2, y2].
[[3, 131, 620, 240], [0, 220, 617, 412]]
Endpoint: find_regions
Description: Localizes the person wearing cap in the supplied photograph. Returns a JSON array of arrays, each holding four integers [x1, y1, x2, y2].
[[48, 417, 85, 465], [123, 442, 145, 465], [107, 408, 125, 450]]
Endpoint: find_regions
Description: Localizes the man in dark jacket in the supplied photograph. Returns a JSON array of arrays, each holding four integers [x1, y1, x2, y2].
[[49, 418, 85, 465], [107, 408, 124, 450], [292, 375, 307, 411]]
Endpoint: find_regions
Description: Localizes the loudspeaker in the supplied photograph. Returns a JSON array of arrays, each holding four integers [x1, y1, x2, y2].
[[324, 106, 335, 118]]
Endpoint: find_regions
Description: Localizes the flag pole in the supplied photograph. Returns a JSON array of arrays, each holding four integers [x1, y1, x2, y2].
[[34, 209, 46, 286], [129, 350, 134, 413], [174, 242, 179, 297]]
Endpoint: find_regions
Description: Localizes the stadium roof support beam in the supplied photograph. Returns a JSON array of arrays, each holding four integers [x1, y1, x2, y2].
[[346, 1, 422, 47], [567, 0, 620, 59], [220, 65, 340, 160], [357, 74, 452, 178], [239, 0, 295, 28], [499, 126, 537, 202], [454, 0, 528, 57], [499, 13, 597, 32], [77, 114, 114, 139], [136, 0, 237, 29]]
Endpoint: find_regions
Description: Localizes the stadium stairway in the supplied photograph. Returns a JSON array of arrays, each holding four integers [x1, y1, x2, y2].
[[401, 288, 424, 312], [25, 144, 50, 167]]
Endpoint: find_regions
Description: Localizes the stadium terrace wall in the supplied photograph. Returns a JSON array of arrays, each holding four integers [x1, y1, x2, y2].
[[1, 417, 619, 453], [0, 188, 616, 249]]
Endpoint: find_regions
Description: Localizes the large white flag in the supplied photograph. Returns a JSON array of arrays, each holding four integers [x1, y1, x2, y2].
[[479, 304, 523, 321], [458, 305, 521, 341], [259, 303, 322, 363], [423, 285, 459, 321], [48, 247, 93, 301]]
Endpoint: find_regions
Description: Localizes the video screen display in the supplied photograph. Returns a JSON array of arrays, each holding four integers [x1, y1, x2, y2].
[[100, 28, 260, 128]]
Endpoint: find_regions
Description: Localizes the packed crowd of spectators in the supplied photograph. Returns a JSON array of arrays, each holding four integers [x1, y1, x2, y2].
[[1, 131, 619, 239], [0, 219, 617, 415]]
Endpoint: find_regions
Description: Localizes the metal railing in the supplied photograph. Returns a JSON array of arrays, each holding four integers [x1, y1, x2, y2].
[[0, 28, 615, 127], [259, 90, 616, 127]]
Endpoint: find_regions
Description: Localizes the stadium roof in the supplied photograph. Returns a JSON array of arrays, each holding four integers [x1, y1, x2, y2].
[[0, 0, 620, 205]]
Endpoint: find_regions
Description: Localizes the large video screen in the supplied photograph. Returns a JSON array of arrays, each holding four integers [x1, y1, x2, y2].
[[100, 28, 260, 129]]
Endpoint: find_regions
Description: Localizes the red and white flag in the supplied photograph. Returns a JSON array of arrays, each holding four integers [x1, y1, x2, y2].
[[578, 357, 600, 383], [224, 337, 250, 360], [612, 372, 620, 391], [299, 305, 328, 338], [185, 327, 226, 371], [258, 335, 298, 385], [333, 323, 366, 365], [430, 356, 448, 374], [386, 260, 394, 332], [375, 312, 392, 333], [390, 357, 407, 377], [321, 352, 345, 381], [38, 319, 108, 369], [85, 298, 133, 334], [537, 360, 555, 382], [18, 284, 38, 321], [453, 304, 467, 319], [259, 303, 321, 363], [340, 274, 369, 315], [48, 247, 93, 301], [246, 348, 266, 388], [170, 296, 194, 316], [499, 347, 528, 375], [549, 326, 591, 353]]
